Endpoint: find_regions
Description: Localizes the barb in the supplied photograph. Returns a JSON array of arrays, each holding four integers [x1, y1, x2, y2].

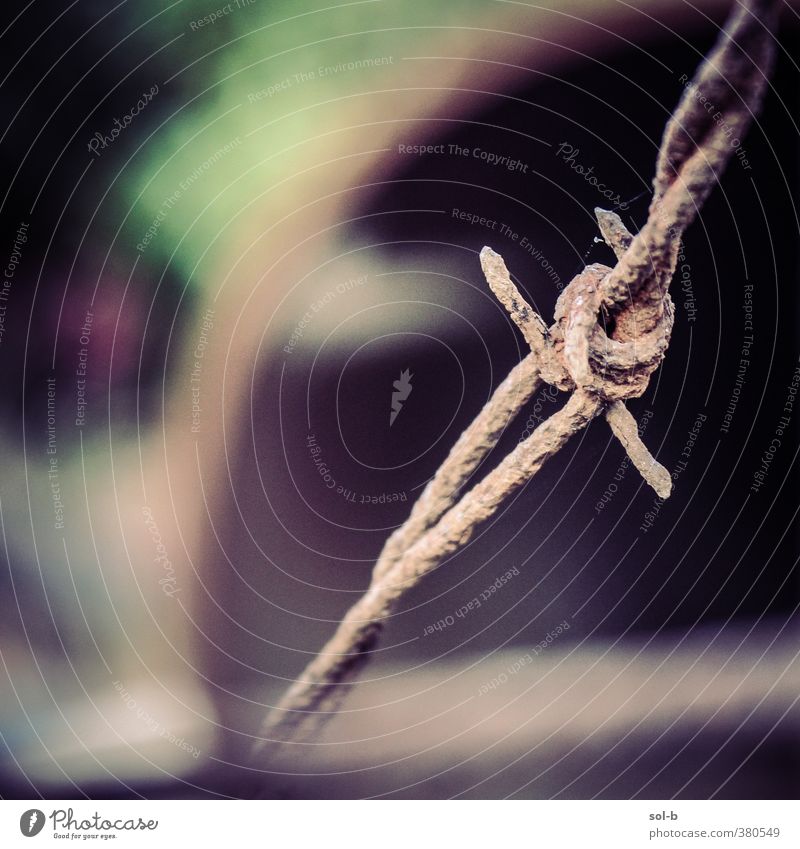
[[479, 248, 549, 355], [606, 401, 672, 499]]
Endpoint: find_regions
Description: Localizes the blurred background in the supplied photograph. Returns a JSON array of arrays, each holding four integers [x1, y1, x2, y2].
[[0, 0, 798, 799]]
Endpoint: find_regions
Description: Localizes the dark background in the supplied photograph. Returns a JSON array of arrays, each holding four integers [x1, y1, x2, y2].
[[0, 0, 797, 799]]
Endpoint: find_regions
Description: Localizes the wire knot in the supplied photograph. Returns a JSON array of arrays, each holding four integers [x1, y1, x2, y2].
[[479, 243, 673, 499], [551, 261, 675, 403]]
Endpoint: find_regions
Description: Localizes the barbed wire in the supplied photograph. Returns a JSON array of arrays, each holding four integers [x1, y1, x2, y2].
[[251, 0, 780, 768]]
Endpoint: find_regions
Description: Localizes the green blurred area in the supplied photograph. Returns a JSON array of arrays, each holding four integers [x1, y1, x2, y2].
[[122, 0, 494, 288]]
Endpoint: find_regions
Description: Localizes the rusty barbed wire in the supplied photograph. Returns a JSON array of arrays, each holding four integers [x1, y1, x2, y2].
[[251, 0, 780, 765]]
